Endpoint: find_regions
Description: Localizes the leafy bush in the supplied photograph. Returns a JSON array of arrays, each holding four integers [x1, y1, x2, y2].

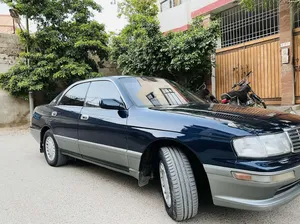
[[110, 0, 219, 91]]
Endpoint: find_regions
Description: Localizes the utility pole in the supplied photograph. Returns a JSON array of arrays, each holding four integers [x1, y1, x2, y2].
[[10, 9, 34, 124], [26, 15, 34, 124]]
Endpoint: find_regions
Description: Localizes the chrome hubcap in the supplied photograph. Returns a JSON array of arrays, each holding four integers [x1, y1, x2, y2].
[[45, 136, 56, 161], [159, 162, 171, 207]]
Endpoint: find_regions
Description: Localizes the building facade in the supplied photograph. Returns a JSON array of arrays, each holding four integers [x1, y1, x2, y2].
[[158, 0, 297, 106]]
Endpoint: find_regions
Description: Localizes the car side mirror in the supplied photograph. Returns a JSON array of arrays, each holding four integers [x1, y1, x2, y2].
[[100, 99, 125, 110]]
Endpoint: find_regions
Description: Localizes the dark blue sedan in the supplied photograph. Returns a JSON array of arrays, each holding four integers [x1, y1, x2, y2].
[[31, 76, 300, 221]]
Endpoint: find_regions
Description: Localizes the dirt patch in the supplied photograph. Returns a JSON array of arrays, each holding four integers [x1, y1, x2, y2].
[[0, 111, 30, 128], [0, 124, 29, 136]]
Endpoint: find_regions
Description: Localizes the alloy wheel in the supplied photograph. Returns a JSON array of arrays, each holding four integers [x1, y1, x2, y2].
[[45, 136, 56, 161], [159, 161, 172, 207]]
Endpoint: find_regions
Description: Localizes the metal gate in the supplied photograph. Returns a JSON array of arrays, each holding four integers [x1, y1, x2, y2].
[[215, 35, 281, 105], [215, 0, 280, 105]]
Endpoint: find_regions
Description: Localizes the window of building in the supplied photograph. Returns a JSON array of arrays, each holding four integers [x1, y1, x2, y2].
[[160, 0, 171, 12], [85, 81, 122, 107], [146, 92, 161, 106], [160, 0, 184, 12], [219, 0, 279, 48], [160, 88, 183, 105], [294, 6, 300, 28], [60, 83, 90, 106]]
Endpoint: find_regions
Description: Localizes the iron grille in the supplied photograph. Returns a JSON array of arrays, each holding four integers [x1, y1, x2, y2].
[[286, 128, 300, 153], [219, 0, 279, 48]]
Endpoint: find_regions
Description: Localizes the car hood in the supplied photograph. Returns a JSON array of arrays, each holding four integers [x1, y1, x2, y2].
[[151, 103, 300, 134]]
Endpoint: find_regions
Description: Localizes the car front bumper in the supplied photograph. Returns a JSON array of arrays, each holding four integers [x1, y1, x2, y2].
[[204, 164, 300, 211]]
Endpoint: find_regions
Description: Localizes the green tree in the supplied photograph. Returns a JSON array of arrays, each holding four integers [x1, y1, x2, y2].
[[0, 0, 108, 99], [165, 18, 219, 90], [110, 0, 219, 90], [110, 0, 169, 77]]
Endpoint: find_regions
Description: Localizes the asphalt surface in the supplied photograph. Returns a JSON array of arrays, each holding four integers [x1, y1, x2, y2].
[[1, 129, 300, 224]]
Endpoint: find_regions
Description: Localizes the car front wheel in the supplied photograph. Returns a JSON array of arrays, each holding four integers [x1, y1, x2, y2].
[[43, 130, 68, 167], [159, 146, 198, 221]]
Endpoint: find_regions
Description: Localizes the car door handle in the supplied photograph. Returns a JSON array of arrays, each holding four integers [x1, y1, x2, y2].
[[80, 114, 89, 121], [51, 111, 57, 117]]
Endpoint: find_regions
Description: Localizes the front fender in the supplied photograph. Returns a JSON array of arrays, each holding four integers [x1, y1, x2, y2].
[[127, 125, 236, 168]]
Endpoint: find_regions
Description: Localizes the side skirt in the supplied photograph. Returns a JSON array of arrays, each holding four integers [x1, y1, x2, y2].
[[60, 149, 140, 180]]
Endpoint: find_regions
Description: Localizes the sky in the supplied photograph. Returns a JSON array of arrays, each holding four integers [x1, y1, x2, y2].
[[94, 0, 127, 32], [0, 0, 127, 33]]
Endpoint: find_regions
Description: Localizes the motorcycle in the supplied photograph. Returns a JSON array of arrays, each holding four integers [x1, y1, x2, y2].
[[196, 83, 219, 103], [220, 71, 267, 109]]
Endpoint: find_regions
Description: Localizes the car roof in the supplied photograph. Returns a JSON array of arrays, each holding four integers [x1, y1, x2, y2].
[[74, 75, 160, 84], [83, 75, 132, 82]]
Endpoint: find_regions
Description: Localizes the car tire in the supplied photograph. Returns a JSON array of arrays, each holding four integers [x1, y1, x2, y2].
[[43, 130, 68, 167], [159, 146, 198, 221]]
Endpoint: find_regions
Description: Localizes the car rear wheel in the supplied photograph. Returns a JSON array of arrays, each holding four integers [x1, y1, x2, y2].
[[43, 130, 68, 167], [159, 146, 198, 221]]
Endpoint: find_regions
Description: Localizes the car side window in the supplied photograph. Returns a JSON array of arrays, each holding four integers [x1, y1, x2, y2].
[[85, 81, 122, 107], [49, 91, 63, 106], [59, 82, 90, 106]]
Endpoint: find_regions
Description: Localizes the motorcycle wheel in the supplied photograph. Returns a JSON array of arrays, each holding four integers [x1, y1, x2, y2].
[[229, 99, 238, 106], [250, 94, 266, 109], [254, 101, 267, 109]]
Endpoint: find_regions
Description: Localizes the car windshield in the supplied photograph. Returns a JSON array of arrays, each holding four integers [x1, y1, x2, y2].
[[119, 77, 205, 107]]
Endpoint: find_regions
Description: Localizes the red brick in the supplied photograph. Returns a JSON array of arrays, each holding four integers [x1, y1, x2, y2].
[[280, 0, 295, 105]]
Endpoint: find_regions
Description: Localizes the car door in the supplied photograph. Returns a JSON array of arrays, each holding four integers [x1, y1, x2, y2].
[[50, 82, 90, 155], [78, 81, 128, 169]]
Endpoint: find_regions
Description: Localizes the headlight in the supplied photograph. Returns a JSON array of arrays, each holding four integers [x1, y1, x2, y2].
[[233, 133, 291, 158]]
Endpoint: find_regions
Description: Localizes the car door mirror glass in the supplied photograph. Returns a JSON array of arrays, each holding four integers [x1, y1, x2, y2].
[[100, 99, 125, 110]]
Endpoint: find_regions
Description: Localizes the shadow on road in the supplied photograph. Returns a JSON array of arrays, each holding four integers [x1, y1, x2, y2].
[[65, 159, 298, 224], [67, 159, 160, 193]]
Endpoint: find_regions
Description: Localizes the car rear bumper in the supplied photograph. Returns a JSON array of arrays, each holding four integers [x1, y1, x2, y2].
[[204, 164, 300, 211], [30, 127, 40, 143]]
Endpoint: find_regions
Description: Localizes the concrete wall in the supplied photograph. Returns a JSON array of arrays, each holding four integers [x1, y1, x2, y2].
[[99, 61, 120, 77], [88, 53, 120, 76], [158, 0, 217, 32], [158, 0, 234, 32], [158, 2, 191, 32], [190, 0, 219, 12], [0, 33, 29, 127]]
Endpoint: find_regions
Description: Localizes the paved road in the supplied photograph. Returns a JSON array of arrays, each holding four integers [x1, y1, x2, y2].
[[1, 130, 300, 224]]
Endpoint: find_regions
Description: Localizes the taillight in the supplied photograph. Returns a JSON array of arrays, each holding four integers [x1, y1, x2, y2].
[[221, 99, 230, 104]]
